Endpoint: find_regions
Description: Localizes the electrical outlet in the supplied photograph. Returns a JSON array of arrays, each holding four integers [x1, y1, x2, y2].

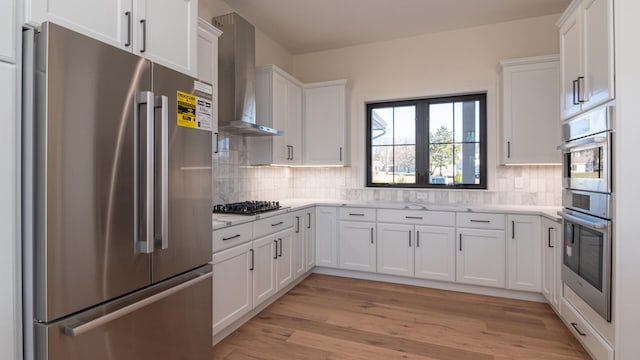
[[514, 177, 524, 190]]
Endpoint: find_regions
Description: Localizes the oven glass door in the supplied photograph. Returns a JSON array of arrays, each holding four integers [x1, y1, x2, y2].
[[566, 146, 603, 181], [564, 222, 604, 291]]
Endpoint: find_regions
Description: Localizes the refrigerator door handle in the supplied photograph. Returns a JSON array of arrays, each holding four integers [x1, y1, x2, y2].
[[155, 95, 169, 250], [136, 91, 155, 254], [63, 271, 213, 337]]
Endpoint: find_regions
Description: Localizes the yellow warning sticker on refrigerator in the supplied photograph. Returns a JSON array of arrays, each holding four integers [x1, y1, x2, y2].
[[177, 91, 212, 131], [177, 91, 197, 128]]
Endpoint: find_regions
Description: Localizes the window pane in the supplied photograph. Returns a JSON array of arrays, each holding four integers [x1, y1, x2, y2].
[[393, 145, 416, 184], [372, 108, 393, 145], [429, 103, 453, 143], [429, 144, 455, 185], [394, 106, 416, 145], [454, 143, 480, 184], [454, 100, 480, 143], [371, 146, 393, 183]]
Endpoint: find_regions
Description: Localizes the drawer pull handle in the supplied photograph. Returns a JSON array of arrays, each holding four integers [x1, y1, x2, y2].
[[470, 219, 490, 223], [405, 216, 423, 220], [349, 213, 365, 216], [571, 323, 587, 337], [271, 221, 284, 227], [222, 234, 241, 241]]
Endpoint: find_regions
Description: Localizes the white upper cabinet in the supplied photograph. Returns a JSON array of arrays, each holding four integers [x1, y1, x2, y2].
[[25, 0, 198, 76], [558, 0, 614, 120], [303, 80, 350, 166], [500, 55, 561, 165], [251, 65, 303, 165], [197, 18, 222, 152], [0, 0, 17, 63]]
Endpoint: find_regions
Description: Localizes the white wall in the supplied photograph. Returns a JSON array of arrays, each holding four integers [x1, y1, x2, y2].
[[198, 0, 294, 72], [614, 0, 640, 358], [292, 14, 561, 194]]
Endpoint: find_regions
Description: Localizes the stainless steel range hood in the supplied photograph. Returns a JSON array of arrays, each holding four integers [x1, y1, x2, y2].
[[213, 13, 283, 136]]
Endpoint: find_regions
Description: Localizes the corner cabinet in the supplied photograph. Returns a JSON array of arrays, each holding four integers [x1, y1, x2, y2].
[[25, 0, 198, 76], [500, 55, 561, 164], [303, 80, 350, 166], [558, 0, 614, 120], [250, 65, 303, 165]]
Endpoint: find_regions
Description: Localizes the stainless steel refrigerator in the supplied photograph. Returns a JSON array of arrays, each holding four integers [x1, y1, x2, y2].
[[22, 23, 214, 360]]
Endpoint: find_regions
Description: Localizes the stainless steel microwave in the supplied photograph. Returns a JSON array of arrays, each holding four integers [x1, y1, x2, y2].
[[558, 106, 614, 194]]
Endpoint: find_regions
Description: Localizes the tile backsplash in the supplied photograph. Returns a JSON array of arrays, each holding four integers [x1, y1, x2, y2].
[[213, 132, 562, 206]]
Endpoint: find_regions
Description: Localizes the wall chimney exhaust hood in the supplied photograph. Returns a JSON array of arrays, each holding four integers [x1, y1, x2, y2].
[[213, 13, 284, 136]]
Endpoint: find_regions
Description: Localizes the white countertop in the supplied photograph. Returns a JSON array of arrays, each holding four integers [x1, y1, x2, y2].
[[212, 199, 561, 230]]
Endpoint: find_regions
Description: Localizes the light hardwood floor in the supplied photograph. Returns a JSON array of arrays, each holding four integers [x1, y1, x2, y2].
[[213, 274, 590, 359]]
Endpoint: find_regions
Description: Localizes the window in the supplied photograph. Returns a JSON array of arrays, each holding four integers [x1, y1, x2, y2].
[[366, 93, 486, 189]]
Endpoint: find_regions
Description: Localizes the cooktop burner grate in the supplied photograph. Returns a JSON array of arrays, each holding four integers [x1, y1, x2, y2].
[[213, 201, 281, 215]]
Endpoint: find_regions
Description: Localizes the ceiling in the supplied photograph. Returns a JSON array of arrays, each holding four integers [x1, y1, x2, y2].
[[224, 0, 571, 54]]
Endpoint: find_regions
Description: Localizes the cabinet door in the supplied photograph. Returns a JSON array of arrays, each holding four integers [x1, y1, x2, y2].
[[286, 80, 303, 164], [338, 221, 376, 272], [211, 242, 253, 335], [315, 207, 337, 267], [0, 0, 16, 62], [501, 57, 560, 165], [559, 9, 583, 120], [456, 229, 506, 288], [25, 0, 132, 50], [542, 219, 561, 312], [303, 81, 348, 165], [305, 209, 316, 271], [581, 0, 614, 111], [271, 72, 289, 163], [414, 226, 456, 282], [377, 223, 414, 277], [252, 235, 277, 308], [133, 0, 197, 76], [275, 229, 294, 290], [506, 215, 541, 292], [197, 19, 221, 138], [292, 212, 306, 279]]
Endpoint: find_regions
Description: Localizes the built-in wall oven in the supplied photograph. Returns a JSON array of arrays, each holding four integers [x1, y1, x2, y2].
[[558, 104, 614, 322]]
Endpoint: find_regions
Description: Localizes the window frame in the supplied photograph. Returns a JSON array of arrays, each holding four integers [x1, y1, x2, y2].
[[365, 93, 487, 189]]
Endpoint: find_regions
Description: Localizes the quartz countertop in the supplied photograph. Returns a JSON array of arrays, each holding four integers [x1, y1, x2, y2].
[[212, 199, 561, 230]]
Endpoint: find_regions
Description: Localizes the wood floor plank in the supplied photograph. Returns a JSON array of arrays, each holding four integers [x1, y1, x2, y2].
[[212, 274, 590, 360]]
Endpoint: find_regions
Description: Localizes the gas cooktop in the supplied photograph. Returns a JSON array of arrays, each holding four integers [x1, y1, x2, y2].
[[212, 201, 282, 215]]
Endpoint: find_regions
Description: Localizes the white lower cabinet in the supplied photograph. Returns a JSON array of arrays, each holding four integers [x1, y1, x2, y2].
[[252, 235, 277, 307], [377, 223, 414, 276], [542, 218, 562, 312], [456, 228, 506, 288], [211, 242, 253, 335], [292, 210, 306, 279], [338, 221, 376, 272], [414, 226, 456, 282], [275, 229, 294, 289], [506, 215, 541, 292], [316, 206, 338, 267], [304, 208, 316, 271]]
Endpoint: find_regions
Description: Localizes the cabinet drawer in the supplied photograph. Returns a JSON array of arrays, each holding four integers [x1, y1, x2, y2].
[[338, 207, 376, 221], [561, 298, 614, 360], [254, 213, 293, 238], [377, 209, 454, 226], [456, 213, 505, 229], [213, 222, 253, 253]]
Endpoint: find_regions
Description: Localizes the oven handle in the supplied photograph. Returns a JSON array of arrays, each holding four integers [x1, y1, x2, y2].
[[558, 211, 607, 231], [557, 135, 607, 151]]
